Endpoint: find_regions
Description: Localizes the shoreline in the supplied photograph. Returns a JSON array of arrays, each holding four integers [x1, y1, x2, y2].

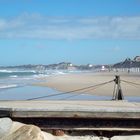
[[35, 72, 140, 97]]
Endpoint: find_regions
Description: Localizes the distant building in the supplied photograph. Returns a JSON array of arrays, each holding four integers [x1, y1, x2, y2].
[[101, 65, 108, 71], [113, 56, 140, 73], [88, 64, 93, 68], [134, 56, 140, 62], [67, 63, 77, 70], [101, 65, 105, 71]]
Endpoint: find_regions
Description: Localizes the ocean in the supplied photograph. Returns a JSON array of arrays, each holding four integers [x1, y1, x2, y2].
[[0, 69, 86, 100], [0, 69, 140, 102]]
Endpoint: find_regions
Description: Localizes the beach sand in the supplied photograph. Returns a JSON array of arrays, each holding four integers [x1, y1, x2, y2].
[[36, 72, 140, 97]]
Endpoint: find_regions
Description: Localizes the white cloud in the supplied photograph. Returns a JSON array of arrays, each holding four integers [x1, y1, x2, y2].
[[0, 14, 140, 40]]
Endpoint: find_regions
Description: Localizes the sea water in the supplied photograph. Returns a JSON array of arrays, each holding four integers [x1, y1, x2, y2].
[[0, 69, 140, 102], [0, 69, 82, 100]]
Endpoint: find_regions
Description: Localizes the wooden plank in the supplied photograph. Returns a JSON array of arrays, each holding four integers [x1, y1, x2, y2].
[[41, 127, 140, 131], [10, 110, 140, 119], [0, 101, 140, 119]]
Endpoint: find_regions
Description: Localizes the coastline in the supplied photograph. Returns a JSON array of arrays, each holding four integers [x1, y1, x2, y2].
[[34, 72, 140, 97]]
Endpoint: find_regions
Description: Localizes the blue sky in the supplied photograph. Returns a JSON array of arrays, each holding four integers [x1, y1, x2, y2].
[[0, 0, 140, 66]]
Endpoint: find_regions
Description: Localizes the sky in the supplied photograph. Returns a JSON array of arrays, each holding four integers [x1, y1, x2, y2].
[[0, 0, 140, 66]]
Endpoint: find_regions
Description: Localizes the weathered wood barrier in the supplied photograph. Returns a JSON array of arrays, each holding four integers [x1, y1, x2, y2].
[[0, 100, 140, 136]]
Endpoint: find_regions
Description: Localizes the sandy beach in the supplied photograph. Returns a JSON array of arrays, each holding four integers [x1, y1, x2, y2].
[[36, 72, 140, 97]]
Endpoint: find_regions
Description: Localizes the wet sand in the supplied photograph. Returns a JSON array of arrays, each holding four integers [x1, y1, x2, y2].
[[35, 72, 140, 97]]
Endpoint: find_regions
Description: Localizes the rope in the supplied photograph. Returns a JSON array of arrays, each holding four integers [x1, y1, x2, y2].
[[60, 93, 81, 100], [121, 80, 140, 89], [27, 80, 114, 100], [121, 79, 140, 86], [60, 83, 108, 100]]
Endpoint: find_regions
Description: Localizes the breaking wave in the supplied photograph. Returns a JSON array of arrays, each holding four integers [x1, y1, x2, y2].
[[0, 84, 18, 89]]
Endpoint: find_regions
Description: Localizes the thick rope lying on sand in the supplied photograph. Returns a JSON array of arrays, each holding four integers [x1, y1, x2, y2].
[[0, 118, 139, 140]]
